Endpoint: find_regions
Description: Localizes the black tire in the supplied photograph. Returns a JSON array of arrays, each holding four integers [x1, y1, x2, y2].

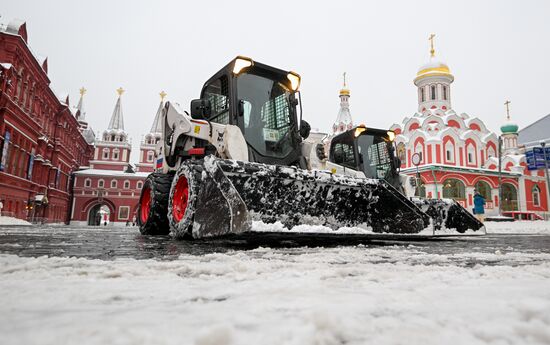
[[137, 172, 173, 235]]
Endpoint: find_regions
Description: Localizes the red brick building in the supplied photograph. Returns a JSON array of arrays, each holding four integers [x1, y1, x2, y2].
[[0, 19, 93, 223], [70, 90, 164, 226]]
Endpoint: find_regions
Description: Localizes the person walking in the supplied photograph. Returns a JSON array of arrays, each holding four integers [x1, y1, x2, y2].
[[473, 190, 486, 222]]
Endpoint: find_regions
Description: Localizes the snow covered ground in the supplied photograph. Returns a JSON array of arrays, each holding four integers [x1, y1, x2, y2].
[[1, 221, 550, 345]]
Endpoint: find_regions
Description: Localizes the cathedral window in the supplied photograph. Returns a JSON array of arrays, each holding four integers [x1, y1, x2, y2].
[[98, 179, 105, 188], [443, 86, 447, 100], [420, 88, 425, 103], [137, 181, 143, 189], [84, 178, 91, 188], [111, 180, 117, 188], [467, 144, 476, 164], [430, 85, 436, 100], [396, 142, 406, 163], [147, 151, 154, 162], [113, 149, 119, 160], [445, 140, 454, 163], [415, 143, 423, 163], [532, 185, 540, 207], [487, 146, 496, 158], [102, 148, 110, 159], [123, 180, 130, 189]]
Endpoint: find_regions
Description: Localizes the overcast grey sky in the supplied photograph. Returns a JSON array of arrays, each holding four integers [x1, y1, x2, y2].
[[3, 0, 550, 161]]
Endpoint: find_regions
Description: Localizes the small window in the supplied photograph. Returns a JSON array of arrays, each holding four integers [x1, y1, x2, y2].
[[136, 181, 143, 189], [124, 180, 130, 189], [118, 206, 130, 220], [443, 86, 448, 100], [330, 136, 356, 169], [84, 178, 91, 187], [111, 180, 117, 188], [102, 148, 109, 159], [396, 142, 406, 163], [203, 76, 230, 124], [467, 145, 476, 164], [430, 85, 436, 100], [113, 149, 119, 160], [487, 146, 496, 158], [445, 141, 454, 163], [533, 186, 541, 207], [420, 88, 425, 102], [147, 151, 154, 162], [98, 179, 104, 188], [415, 143, 424, 163]]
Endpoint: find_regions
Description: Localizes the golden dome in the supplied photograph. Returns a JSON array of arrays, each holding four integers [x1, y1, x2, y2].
[[340, 88, 350, 96], [414, 60, 454, 83]]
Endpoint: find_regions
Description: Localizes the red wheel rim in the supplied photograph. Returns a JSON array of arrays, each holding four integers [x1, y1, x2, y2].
[[172, 176, 189, 223], [140, 187, 152, 223]]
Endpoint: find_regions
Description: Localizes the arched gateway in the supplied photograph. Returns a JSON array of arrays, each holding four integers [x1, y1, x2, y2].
[[84, 198, 116, 226]]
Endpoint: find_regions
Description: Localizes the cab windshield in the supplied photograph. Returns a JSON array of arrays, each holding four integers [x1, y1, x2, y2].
[[237, 73, 294, 158], [357, 134, 394, 181]]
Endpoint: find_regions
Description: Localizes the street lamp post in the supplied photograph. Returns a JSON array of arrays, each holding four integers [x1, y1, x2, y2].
[[541, 141, 550, 218]]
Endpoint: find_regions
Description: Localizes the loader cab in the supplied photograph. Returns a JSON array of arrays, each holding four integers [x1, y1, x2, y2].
[[194, 56, 309, 167], [329, 126, 401, 189]]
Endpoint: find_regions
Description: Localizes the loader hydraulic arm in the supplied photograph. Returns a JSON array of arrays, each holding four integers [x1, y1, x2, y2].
[[162, 101, 248, 163]]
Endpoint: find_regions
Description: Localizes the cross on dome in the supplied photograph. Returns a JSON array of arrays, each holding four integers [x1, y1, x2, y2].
[[501, 100, 519, 134], [429, 33, 436, 57], [116, 87, 125, 96], [340, 72, 350, 96], [504, 100, 511, 120]]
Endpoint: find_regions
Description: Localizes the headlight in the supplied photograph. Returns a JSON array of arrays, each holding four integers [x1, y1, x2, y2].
[[287, 72, 301, 91], [233, 56, 254, 75], [354, 127, 366, 137]]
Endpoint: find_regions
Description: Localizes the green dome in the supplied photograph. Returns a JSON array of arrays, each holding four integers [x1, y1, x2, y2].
[[501, 121, 518, 134]]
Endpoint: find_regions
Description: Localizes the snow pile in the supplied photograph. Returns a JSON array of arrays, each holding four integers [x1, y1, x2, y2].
[[485, 221, 550, 234], [1, 246, 550, 345], [0, 216, 31, 226]]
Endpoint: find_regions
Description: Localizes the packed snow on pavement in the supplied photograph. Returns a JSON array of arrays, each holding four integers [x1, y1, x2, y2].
[[1, 221, 550, 345]]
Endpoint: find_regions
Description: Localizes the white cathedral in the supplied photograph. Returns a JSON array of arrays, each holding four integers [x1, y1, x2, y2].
[[329, 36, 547, 216]]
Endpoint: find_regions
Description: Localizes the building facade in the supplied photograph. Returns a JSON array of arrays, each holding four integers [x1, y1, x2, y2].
[[70, 90, 164, 226], [389, 37, 548, 217], [0, 19, 93, 223]]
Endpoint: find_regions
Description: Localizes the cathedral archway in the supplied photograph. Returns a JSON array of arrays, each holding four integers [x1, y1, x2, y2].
[[442, 178, 466, 201], [84, 198, 116, 226], [88, 204, 112, 226], [475, 180, 492, 200], [502, 183, 519, 211]]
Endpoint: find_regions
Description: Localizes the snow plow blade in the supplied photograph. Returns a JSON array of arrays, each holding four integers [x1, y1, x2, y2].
[[170, 156, 431, 239], [410, 198, 485, 234]]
